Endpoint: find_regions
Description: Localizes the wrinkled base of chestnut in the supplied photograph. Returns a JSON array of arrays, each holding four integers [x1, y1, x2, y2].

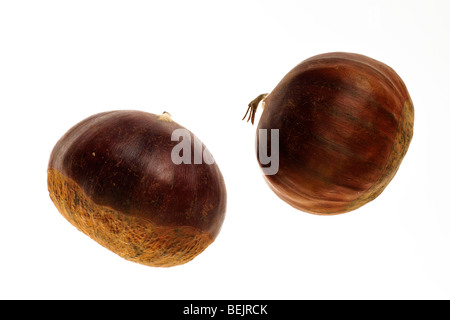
[[47, 168, 213, 267]]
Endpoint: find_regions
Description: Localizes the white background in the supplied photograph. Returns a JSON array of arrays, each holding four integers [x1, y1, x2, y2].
[[1, 0, 449, 300]]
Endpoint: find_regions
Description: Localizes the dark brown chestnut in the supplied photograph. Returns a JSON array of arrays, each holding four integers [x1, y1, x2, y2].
[[244, 52, 414, 215], [48, 110, 227, 267]]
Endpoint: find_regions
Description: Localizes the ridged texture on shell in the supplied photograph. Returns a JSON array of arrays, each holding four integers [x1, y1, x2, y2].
[[258, 52, 414, 214]]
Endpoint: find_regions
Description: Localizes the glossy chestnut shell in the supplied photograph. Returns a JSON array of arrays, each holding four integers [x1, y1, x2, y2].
[[48, 110, 227, 267], [247, 52, 414, 214]]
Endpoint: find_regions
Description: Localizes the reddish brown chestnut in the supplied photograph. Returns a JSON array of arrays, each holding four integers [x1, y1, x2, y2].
[[48, 110, 226, 267], [244, 52, 414, 215]]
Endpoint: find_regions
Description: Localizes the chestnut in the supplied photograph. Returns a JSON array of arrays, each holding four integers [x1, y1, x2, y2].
[[244, 52, 414, 215], [48, 110, 227, 267]]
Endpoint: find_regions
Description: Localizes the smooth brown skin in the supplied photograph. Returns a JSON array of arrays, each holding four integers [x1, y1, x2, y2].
[[48, 110, 227, 266], [254, 52, 414, 214]]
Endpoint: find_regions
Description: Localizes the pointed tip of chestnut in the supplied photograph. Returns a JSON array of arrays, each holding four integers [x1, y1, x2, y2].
[[256, 52, 414, 215], [243, 93, 268, 125], [48, 110, 227, 267]]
